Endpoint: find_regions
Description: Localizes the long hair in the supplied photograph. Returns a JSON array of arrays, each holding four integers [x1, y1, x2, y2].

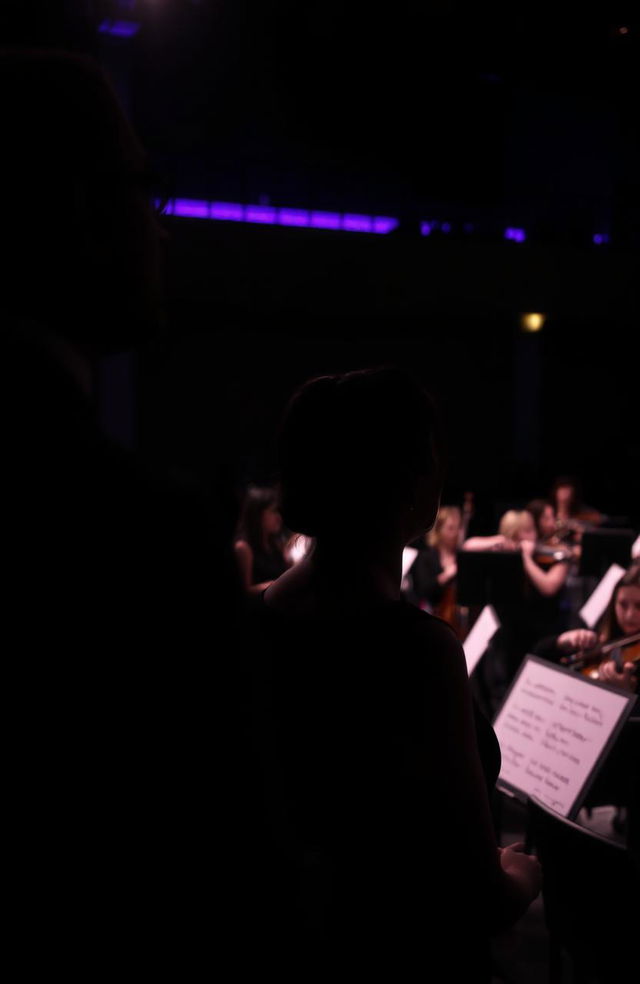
[[236, 486, 282, 556], [526, 499, 553, 539], [550, 476, 583, 518], [599, 565, 640, 642], [427, 506, 461, 548]]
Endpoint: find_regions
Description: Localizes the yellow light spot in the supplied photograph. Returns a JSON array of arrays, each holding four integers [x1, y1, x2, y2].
[[521, 312, 546, 332]]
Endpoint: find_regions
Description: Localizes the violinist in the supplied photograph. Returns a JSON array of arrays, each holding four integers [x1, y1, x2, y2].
[[526, 498, 578, 566], [592, 564, 640, 693], [464, 509, 571, 602], [460, 509, 573, 698], [549, 475, 602, 543], [533, 566, 640, 838], [532, 565, 640, 694], [527, 499, 557, 543]]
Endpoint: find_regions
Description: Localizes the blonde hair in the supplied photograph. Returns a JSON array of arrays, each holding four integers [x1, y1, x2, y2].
[[498, 509, 534, 542], [427, 506, 462, 547]]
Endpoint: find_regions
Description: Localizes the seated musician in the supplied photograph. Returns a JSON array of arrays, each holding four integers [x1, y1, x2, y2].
[[464, 509, 571, 601], [408, 505, 461, 614], [532, 565, 640, 836], [550, 475, 603, 543], [526, 498, 557, 543], [532, 565, 640, 694]]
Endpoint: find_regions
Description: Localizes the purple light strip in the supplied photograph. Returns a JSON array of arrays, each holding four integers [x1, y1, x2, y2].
[[504, 227, 527, 242], [98, 19, 140, 38], [373, 217, 399, 234], [343, 214, 373, 233], [279, 209, 310, 228], [164, 201, 397, 233], [168, 199, 210, 219], [245, 205, 278, 224], [211, 202, 244, 221], [310, 211, 342, 230]]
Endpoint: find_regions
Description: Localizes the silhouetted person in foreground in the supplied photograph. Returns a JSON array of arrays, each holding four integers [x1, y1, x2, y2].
[[1, 49, 243, 975], [253, 368, 541, 981]]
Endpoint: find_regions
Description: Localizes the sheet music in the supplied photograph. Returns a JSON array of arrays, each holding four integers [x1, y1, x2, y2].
[[579, 563, 626, 628], [494, 657, 634, 817], [402, 547, 418, 578], [463, 604, 500, 675]]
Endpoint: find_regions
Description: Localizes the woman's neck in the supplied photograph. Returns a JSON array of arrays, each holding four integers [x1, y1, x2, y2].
[[311, 536, 403, 602], [264, 531, 405, 614]]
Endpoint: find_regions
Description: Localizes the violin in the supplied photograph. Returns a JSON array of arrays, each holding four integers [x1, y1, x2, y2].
[[533, 541, 575, 568], [554, 512, 600, 544], [561, 631, 640, 681]]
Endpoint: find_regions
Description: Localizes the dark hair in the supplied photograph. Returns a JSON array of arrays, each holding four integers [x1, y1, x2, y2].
[[526, 499, 553, 537], [236, 485, 282, 555], [278, 367, 442, 538], [599, 565, 640, 641], [550, 476, 583, 516]]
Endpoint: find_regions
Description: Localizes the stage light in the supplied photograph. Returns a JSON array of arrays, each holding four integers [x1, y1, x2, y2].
[[505, 227, 527, 243], [162, 199, 398, 234], [593, 233, 610, 245], [309, 211, 341, 230], [520, 313, 546, 333], [98, 19, 140, 38]]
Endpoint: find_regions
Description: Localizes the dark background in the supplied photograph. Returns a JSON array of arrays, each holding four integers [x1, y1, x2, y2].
[[3, 1, 638, 531]]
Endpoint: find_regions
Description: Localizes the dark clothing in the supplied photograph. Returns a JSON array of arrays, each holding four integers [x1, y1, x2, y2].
[[409, 544, 445, 607], [251, 596, 502, 981], [531, 634, 566, 662], [5, 323, 246, 975], [492, 560, 569, 692], [252, 542, 289, 584]]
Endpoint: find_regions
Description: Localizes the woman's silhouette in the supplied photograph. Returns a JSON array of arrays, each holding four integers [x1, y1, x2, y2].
[[255, 368, 541, 981]]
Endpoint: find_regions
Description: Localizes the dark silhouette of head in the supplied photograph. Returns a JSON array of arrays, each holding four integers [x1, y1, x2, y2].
[[0, 48, 165, 354], [278, 367, 443, 543]]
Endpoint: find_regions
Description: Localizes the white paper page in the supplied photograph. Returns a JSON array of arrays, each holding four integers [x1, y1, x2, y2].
[[402, 547, 418, 578], [463, 605, 500, 675], [494, 657, 632, 816], [579, 563, 626, 628]]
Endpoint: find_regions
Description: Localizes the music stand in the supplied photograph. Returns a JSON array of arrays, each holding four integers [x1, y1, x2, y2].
[[456, 550, 524, 607], [578, 529, 634, 578]]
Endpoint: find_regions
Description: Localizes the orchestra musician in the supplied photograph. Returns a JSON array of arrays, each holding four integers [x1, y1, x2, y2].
[[406, 496, 473, 636], [234, 485, 291, 593], [532, 565, 640, 691], [532, 565, 640, 838], [549, 475, 602, 543], [464, 509, 571, 606], [409, 506, 461, 608], [463, 510, 572, 694]]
